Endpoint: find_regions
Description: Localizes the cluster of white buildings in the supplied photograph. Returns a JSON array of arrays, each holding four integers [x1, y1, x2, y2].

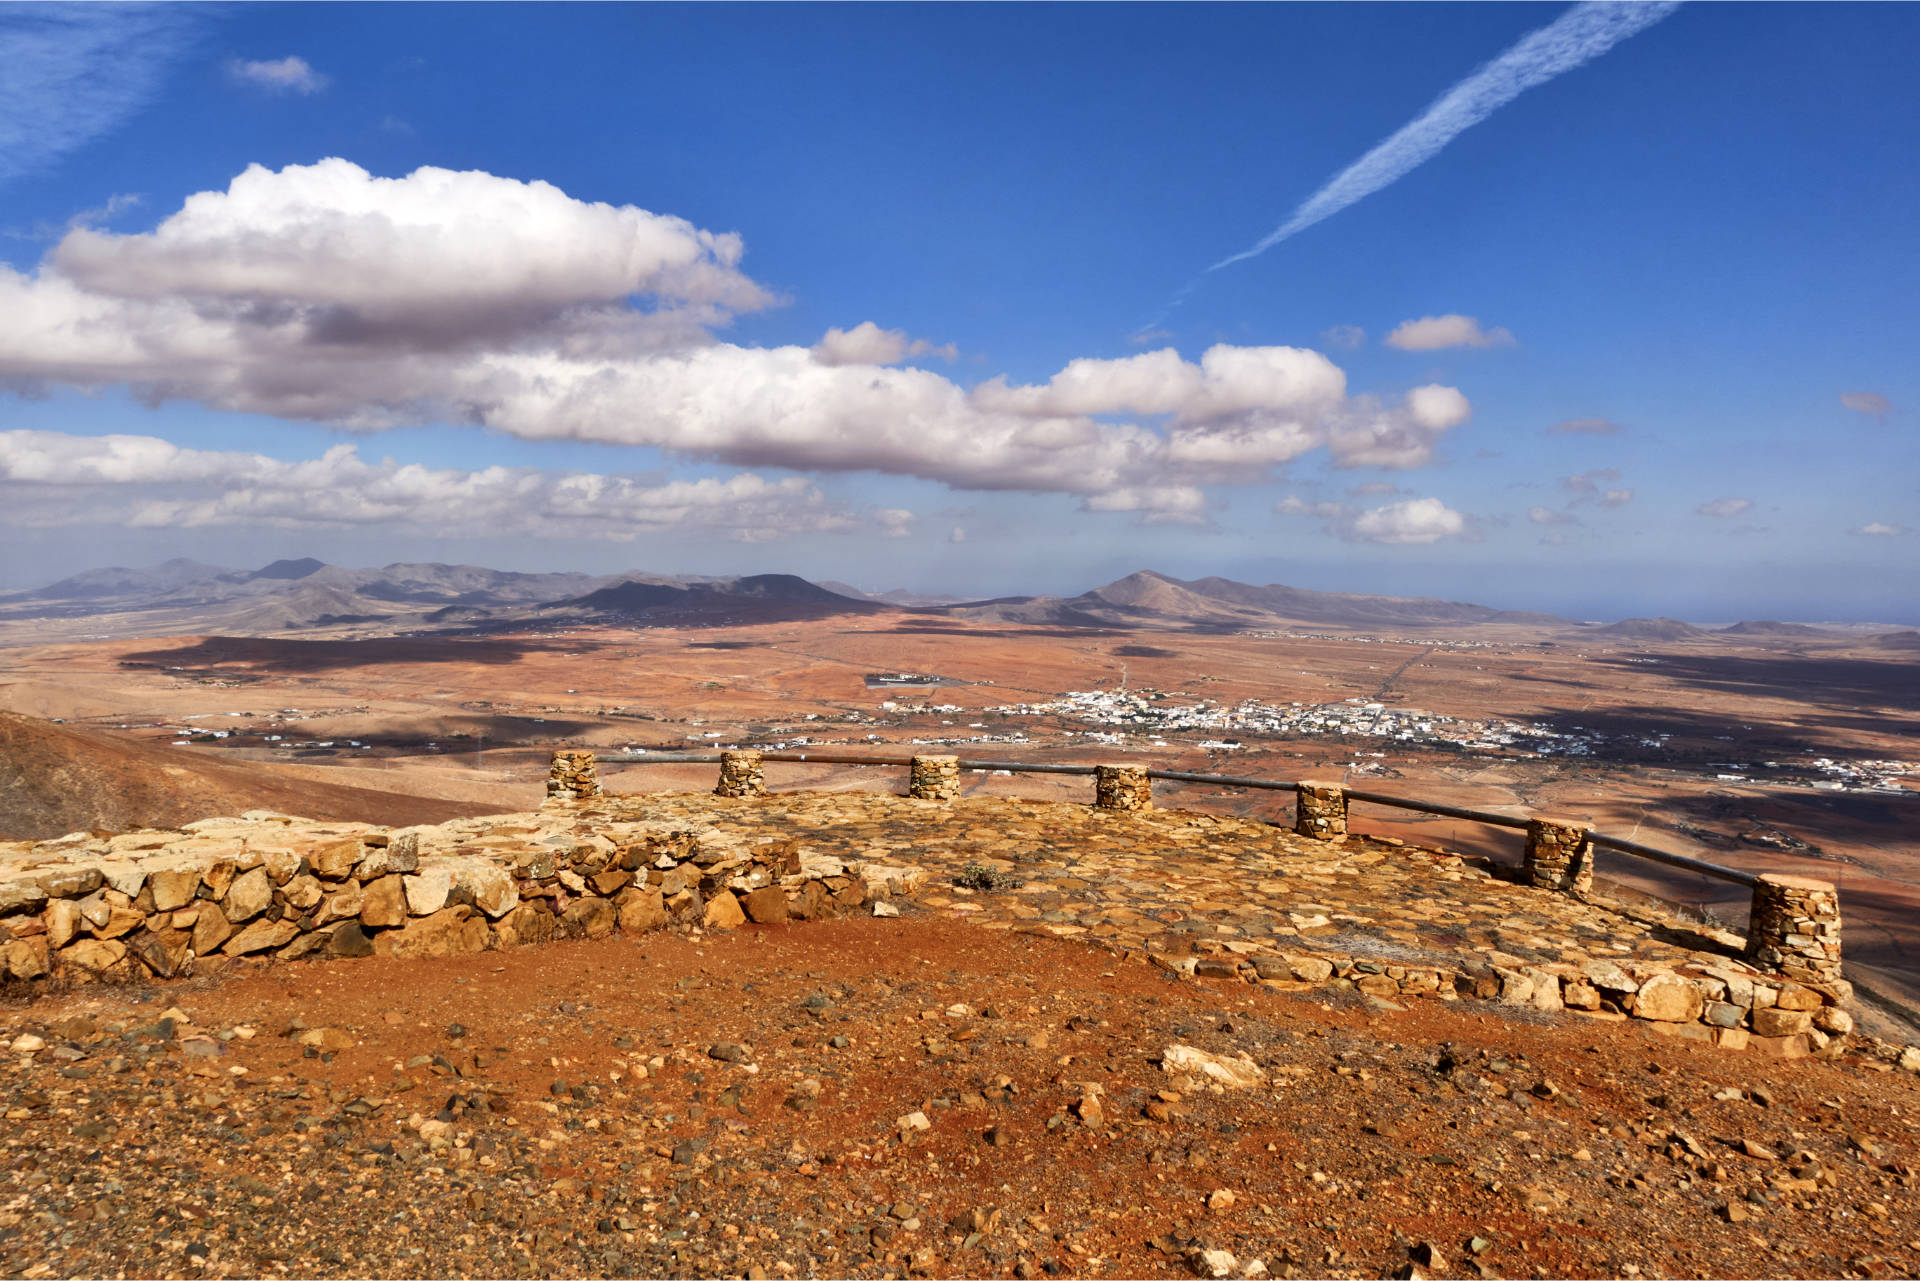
[[972, 688, 1915, 796]]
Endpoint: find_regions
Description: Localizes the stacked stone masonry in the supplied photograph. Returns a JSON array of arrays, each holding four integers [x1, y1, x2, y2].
[[1524, 818, 1595, 895], [544, 750, 601, 802], [0, 804, 918, 987], [1747, 873, 1845, 987], [714, 750, 766, 798], [1294, 782, 1348, 840], [1094, 765, 1152, 812], [908, 754, 961, 802], [1, 766, 1896, 1068]]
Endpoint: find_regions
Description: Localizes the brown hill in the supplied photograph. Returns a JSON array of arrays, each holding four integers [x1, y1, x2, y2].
[[1584, 617, 1711, 641], [1103, 570, 1565, 626], [1718, 619, 1834, 637], [0, 712, 501, 840]]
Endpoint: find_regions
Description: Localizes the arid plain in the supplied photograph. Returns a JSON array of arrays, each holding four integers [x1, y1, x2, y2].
[[3, 608, 1916, 1011]]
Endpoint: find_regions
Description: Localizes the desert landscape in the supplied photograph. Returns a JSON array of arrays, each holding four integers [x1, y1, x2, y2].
[[3, 560, 1916, 1012], [5, 4, 1918, 1277]]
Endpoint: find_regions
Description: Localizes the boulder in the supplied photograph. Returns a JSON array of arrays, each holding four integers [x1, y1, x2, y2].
[[561, 897, 617, 939], [360, 875, 408, 929], [191, 903, 233, 955], [223, 917, 301, 957], [281, 875, 324, 912], [2, 937, 49, 980], [60, 937, 127, 975], [741, 886, 790, 924], [457, 863, 519, 919], [313, 882, 363, 925], [616, 887, 666, 935], [223, 867, 273, 924], [1161, 1044, 1266, 1090], [1632, 973, 1704, 1023], [703, 891, 747, 930], [308, 840, 362, 881], [404, 864, 455, 917], [498, 902, 556, 948], [45, 899, 82, 950], [381, 906, 490, 958], [147, 867, 201, 913], [37, 868, 104, 899], [1753, 1007, 1814, 1037]]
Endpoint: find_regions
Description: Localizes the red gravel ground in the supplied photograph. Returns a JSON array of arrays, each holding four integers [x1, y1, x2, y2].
[[2, 913, 1916, 1280]]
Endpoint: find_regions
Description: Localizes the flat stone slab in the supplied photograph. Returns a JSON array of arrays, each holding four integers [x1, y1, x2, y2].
[[577, 789, 1741, 980]]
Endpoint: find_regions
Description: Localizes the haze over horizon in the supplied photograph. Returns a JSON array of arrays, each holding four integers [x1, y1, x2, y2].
[[1, 3, 1915, 621]]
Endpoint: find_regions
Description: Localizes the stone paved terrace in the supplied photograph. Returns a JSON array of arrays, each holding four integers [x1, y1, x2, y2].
[[2, 785, 1906, 1065], [573, 789, 1867, 1055], [586, 790, 1730, 973]]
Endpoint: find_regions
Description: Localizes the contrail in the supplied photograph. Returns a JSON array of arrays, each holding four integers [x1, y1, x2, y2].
[[1209, 1, 1681, 272]]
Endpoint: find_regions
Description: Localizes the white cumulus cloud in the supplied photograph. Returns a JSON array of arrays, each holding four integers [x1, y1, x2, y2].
[[0, 429, 856, 543], [0, 160, 1473, 522], [227, 56, 328, 95], [873, 507, 916, 538], [1852, 521, 1907, 537], [1384, 314, 1516, 351], [1277, 494, 1469, 545], [811, 322, 956, 367], [1528, 505, 1577, 526]]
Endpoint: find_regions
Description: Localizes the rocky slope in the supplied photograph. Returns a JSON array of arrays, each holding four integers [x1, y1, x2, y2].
[[0, 712, 496, 840]]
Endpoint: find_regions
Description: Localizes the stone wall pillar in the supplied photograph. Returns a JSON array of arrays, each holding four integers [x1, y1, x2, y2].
[[1524, 818, 1594, 894], [908, 754, 961, 802], [715, 750, 766, 798], [1294, 781, 1347, 840], [1094, 764, 1151, 811], [1746, 873, 1843, 985], [546, 750, 601, 803]]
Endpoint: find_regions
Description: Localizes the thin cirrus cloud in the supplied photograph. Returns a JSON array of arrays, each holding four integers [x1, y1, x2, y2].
[[226, 55, 329, 95], [1561, 469, 1633, 508], [1840, 391, 1893, 419], [0, 159, 1475, 521], [1277, 494, 1470, 545], [0, 429, 874, 543], [1210, 1, 1681, 270], [1696, 496, 1753, 519], [1384, 314, 1516, 351], [0, 3, 203, 184]]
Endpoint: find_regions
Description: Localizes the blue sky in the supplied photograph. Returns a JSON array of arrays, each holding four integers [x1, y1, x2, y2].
[[0, 2, 1914, 620]]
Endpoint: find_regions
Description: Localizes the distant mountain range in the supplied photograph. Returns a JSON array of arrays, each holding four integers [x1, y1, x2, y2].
[[0, 559, 1907, 645]]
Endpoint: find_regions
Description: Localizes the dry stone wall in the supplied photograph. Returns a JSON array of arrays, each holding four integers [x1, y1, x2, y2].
[[0, 805, 917, 988]]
